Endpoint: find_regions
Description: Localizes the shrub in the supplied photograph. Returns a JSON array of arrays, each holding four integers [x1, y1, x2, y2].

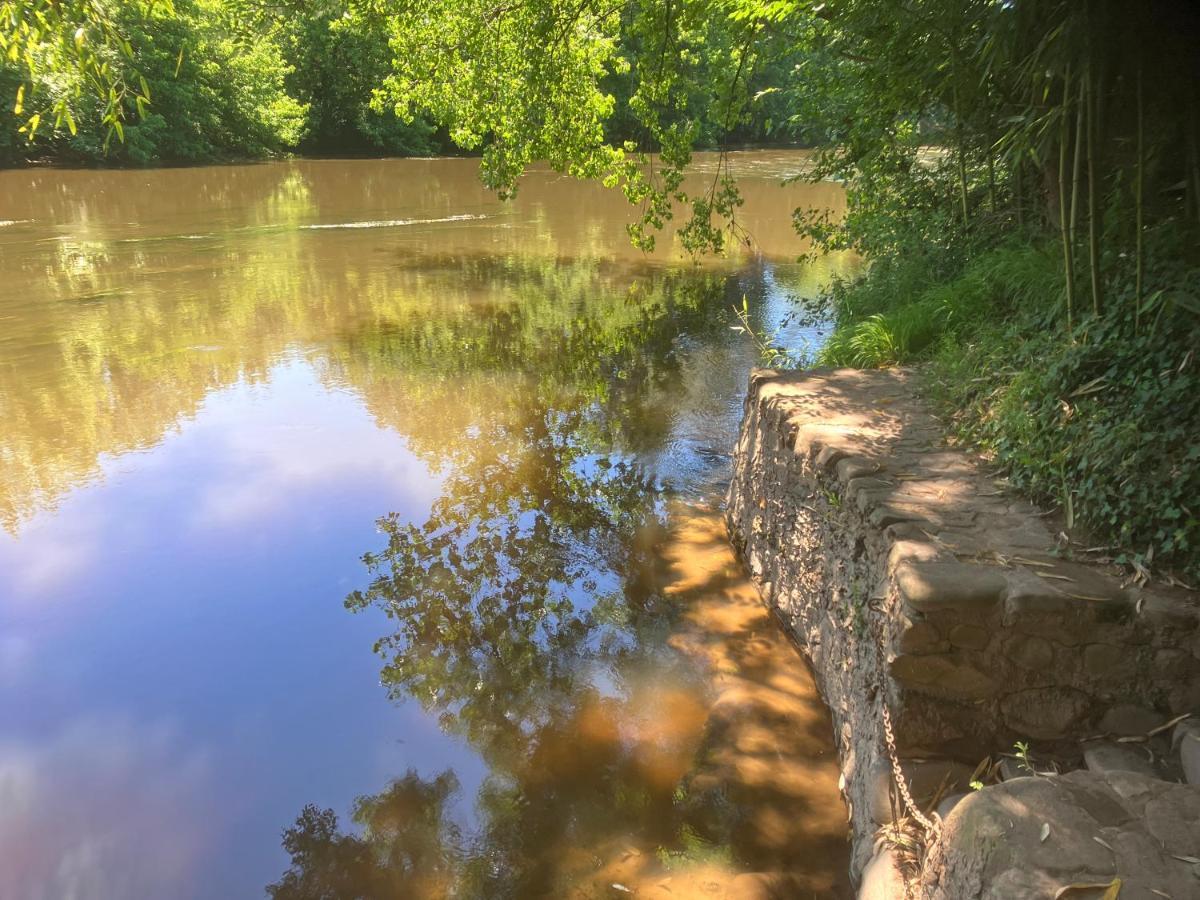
[[818, 233, 1200, 583]]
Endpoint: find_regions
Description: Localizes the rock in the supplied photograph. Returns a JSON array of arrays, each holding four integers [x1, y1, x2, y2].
[[1099, 704, 1165, 737], [890, 654, 998, 701], [857, 848, 905, 900], [837, 455, 885, 482], [868, 757, 976, 825], [869, 504, 926, 529], [1175, 719, 1200, 786], [1154, 648, 1194, 679], [1003, 568, 1070, 615], [1000, 687, 1093, 739], [1009, 634, 1055, 670], [932, 772, 1200, 900], [1142, 785, 1200, 856], [936, 791, 969, 820], [948, 624, 990, 651], [998, 757, 1037, 781], [1137, 594, 1200, 632], [896, 615, 945, 654], [887, 539, 942, 570], [885, 521, 931, 543], [1082, 642, 1136, 679], [1167, 682, 1200, 716], [1081, 741, 1159, 778], [894, 561, 1007, 612]]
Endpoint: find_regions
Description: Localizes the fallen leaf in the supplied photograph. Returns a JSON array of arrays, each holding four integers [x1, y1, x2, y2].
[[1053, 878, 1122, 899], [1040, 822, 1051, 842]]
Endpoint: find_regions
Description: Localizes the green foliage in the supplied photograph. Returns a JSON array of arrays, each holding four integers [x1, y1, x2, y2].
[[2, 0, 307, 164], [0, 0, 446, 165], [352, 0, 810, 254], [821, 233, 1200, 583], [0, 0, 167, 145], [819, 242, 1062, 367], [278, 3, 446, 156]]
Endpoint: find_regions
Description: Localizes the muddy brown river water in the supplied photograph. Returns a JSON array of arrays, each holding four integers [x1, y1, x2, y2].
[[0, 153, 856, 898]]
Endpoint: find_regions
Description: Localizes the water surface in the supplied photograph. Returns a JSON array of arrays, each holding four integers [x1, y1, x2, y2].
[[0, 153, 855, 898]]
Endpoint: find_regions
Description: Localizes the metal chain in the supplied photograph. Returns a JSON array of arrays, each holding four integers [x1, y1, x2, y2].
[[871, 608, 942, 839], [880, 694, 941, 836]]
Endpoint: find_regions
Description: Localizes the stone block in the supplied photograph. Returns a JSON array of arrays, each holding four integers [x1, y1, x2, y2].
[[1000, 686, 1093, 739], [1175, 719, 1200, 786], [890, 654, 998, 701], [1137, 594, 1200, 632], [948, 623, 990, 651], [1008, 634, 1055, 671], [857, 848, 905, 900], [1154, 647, 1193, 679], [895, 616, 945, 655], [886, 539, 942, 571], [884, 521, 930, 543], [869, 505, 925, 529], [815, 443, 850, 472], [1081, 740, 1159, 778], [1167, 682, 1200, 716], [1098, 704, 1166, 737], [837, 455, 884, 483], [1002, 568, 1071, 615], [894, 561, 1006, 613], [1082, 642, 1136, 680]]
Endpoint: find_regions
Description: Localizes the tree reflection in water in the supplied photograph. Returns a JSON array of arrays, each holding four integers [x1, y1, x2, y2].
[[267, 769, 462, 899], [268, 266, 846, 898]]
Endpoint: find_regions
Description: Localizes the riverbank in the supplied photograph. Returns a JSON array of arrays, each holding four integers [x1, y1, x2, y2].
[[815, 239, 1200, 587], [726, 366, 1200, 898]]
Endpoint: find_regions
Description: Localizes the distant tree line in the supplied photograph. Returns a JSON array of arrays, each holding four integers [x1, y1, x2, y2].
[[0, 0, 806, 167]]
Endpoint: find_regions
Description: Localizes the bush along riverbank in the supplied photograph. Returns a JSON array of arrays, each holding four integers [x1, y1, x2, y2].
[[815, 230, 1200, 589]]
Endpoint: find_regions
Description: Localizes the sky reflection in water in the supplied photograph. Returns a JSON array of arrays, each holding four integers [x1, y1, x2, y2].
[[0, 154, 856, 898]]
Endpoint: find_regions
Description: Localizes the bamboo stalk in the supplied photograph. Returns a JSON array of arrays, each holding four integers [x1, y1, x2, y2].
[[950, 36, 969, 229], [988, 150, 996, 214], [1190, 81, 1200, 223], [1135, 57, 1144, 323], [1069, 78, 1084, 250], [1085, 63, 1102, 316], [1015, 162, 1024, 229], [1059, 66, 1076, 328], [954, 77, 969, 227]]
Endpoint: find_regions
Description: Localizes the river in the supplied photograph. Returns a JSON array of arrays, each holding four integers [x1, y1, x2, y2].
[[0, 153, 856, 899]]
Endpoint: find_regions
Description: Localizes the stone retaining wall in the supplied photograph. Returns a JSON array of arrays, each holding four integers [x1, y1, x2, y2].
[[725, 368, 1200, 895]]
